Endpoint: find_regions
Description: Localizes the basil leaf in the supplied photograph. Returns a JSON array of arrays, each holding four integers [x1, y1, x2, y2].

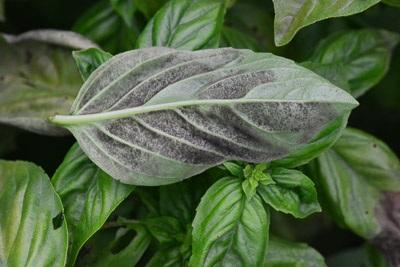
[[134, 0, 168, 19], [136, 0, 226, 50], [272, 0, 380, 46], [73, 48, 113, 81], [73, 0, 139, 53], [327, 244, 389, 267], [311, 128, 400, 264], [220, 26, 262, 51], [78, 225, 151, 267], [50, 47, 357, 186], [306, 29, 400, 98], [258, 168, 321, 218], [266, 237, 327, 267], [143, 216, 184, 243], [190, 177, 269, 267], [0, 30, 95, 135], [52, 143, 134, 267], [0, 160, 68, 267]]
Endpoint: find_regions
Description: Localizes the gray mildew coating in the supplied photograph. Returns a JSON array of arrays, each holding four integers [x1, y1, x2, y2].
[[54, 47, 358, 185]]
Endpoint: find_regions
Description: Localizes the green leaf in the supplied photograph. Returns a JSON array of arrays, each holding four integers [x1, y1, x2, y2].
[[242, 163, 274, 199], [327, 244, 389, 267], [0, 30, 95, 135], [306, 29, 400, 98], [258, 168, 321, 218], [222, 161, 244, 178], [0, 160, 68, 267], [50, 47, 357, 186], [134, 0, 168, 19], [272, 0, 380, 46], [52, 143, 134, 267], [311, 128, 400, 265], [383, 0, 400, 7], [73, 48, 113, 81], [220, 26, 262, 51], [265, 237, 327, 267], [73, 0, 139, 53], [136, 0, 226, 50], [146, 244, 188, 267], [190, 177, 269, 267], [77, 225, 151, 267], [143, 216, 184, 243]]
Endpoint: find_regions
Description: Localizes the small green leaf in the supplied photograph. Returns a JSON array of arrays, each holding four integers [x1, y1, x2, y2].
[[0, 30, 95, 135], [52, 143, 134, 267], [220, 26, 261, 51], [273, 0, 380, 46], [266, 237, 327, 267], [0, 160, 68, 267], [258, 168, 321, 218], [73, 48, 113, 81], [136, 0, 226, 50], [242, 163, 274, 198], [222, 161, 244, 178], [143, 216, 185, 243], [306, 29, 400, 98], [190, 177, 269, 267], [146, 244, 188, 267]]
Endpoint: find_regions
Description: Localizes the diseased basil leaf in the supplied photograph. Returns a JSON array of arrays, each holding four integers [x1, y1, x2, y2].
[[190, 177, 269, 267], [50, 47, 358, 186], [305, 29, 400, 98], [220, 26, 262, 51], [0, 160, 68, 267], [0, 30, 95, 135], [258, 168, 321, 218], [272, 0, 380, 46], [52, 143, 134, 267], [311, 128, 400, 265], [77, 225, 151, 267], [73, 0, 139, 53], [327, 244, 389, 267], [136, 0, 226, 50], [73, 48, 113, 81], [266, 237, 327, 267]]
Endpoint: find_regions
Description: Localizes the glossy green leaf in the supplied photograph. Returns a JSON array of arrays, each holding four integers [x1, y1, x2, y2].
[[73, 0, 139, 53], [312, 128, 400, 238], [220, 26, 262, 51], [0, 30, 95, 135], [190, 177, 269, 267], [306, 29, 400, 98], [258, 168, 321, 218], [77, 225, 151, 267], [73, 48, 113, 80], [327, 244, 389, 267], [134, 0, 168, 19], [136, 0, 226, 50], [265, 237, 327, 267], [0, 160, 68, 267], [272, 0, 380, 46], [52, 143, 134, 267], [143, 216, 184, 243], [50, 47, 357, 186], [146, 244, 188, 267]]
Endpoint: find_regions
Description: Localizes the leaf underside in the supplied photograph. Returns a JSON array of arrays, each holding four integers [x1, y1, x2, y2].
[[53, 47, 357, 186]]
